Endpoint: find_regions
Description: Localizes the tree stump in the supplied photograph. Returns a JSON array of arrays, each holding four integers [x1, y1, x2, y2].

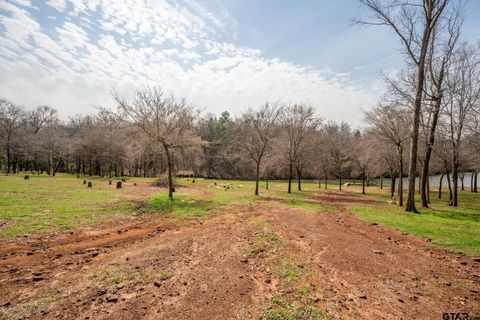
[[24, 175, 29, 180], [116, 181, 122, 189], [192, 179, 195, 183], [87, 182, 92, 188], [83, 180, 87, 185], [109, 180, 112, 185]]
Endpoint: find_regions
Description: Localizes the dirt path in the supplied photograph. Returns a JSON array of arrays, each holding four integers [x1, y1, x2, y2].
[[0, 191, 478, 319]]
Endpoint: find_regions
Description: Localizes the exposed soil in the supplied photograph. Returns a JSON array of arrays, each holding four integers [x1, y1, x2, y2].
[[0, 188, 478, 319]]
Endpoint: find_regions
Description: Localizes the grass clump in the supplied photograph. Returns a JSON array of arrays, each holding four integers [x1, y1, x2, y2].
[[262, 296, 325, 320]]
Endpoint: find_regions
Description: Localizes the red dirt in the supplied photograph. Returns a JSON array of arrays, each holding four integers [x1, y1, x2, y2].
[[0, 190, 478, 319]]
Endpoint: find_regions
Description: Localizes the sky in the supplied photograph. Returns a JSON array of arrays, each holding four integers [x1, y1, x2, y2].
[[0, 0, 479, 125]]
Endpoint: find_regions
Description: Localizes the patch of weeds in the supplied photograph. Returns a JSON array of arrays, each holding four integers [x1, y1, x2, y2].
[[89, 266, 143, 284], [262, 297, 326, 320], [246, 217, 282, 257], [351, 311, 361, 318], [157, 270, 173, 280], [277, 257, 304, 282]]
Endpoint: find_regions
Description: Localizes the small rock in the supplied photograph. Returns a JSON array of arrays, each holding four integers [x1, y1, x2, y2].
[[426, 238, 432, 242], [116, 283, 124, 290], [265, 279, 271, 284], [473, 257, 480, 263], [33, 276, 44, 281], [299, 235, 305, 238], [26, 251, 34, 256], [371, 223, 378, 226], [97, 289, 107, 296], [311, 293, 322, 302], [106, 295, 118, 303], [372, 250, 384, 255], [92, 252, 99, 257], [240, 258, 248, 263], [200, 284, 208, 292], [358, 294, 367, 299], [154, 281, 161, 288], [460, 261, 467, 266], [398, 298, 404, 303]]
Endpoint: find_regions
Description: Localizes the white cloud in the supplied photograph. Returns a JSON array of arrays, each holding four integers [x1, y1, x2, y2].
[[0, 0, 381, 125], [46, 0, 66, 12]]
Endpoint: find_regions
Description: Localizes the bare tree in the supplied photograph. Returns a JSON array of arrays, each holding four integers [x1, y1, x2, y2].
[[0, 98, 25, 173], [237, 103, 281, 196], [359, 0, 451, 212], [281, 104, 321, 193], [444, 43, 480, 206], [420, 4, 462, 207], [365, 103, 411, 205], [113, 87, 200, 199]]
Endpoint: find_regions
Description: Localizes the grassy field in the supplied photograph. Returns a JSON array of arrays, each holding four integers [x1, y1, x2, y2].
[[1, 173, 479, 256], [347, 186, 480, 255], [0, 174, 326, 236]]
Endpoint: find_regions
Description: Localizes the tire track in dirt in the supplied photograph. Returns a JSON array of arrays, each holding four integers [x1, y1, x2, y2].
[[0, 191, 478, 319]]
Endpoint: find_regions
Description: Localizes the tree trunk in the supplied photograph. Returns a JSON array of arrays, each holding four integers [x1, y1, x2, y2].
[[362, 174, 366, 195], [390, 174, 396, 199], [287, 163, 293, 194], [164, 146, 174, 199], [339, 166, 342, 191], [398, 146, 403, 207], [460, 174, 464, 191], [254, 160, 260, 196], [297, 165, 302, 191], [6, 145, 11, 174], [474, 171, 478, 193], [406, 13, 433, 213], [438, 172, 445, 199], [324, 174, 328, 190], [446, 171, 452, 203], [380, 175, 383, 189], [426, 176, 430, 203], [421, 62, 445, 207], [471, 171, 475, 192], [451, 161, 458, 207]]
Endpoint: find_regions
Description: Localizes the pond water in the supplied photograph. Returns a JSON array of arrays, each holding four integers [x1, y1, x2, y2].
[[371, 172, 478, 188]]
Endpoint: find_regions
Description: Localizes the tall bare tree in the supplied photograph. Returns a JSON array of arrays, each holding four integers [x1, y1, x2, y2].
[[444, 43, 480, 206], [365, 103, 411, 206], [420, 3, 462, 207], [237, 103, 281, 196], [281, 104, 320, 193], [359, 0, 451, 212], [113, 87, 200, 199]]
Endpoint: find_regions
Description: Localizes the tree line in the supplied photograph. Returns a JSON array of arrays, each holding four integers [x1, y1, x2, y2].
[[0, 0, 478, 210]]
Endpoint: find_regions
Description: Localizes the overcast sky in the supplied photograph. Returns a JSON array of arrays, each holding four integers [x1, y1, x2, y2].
[[1, 0, 479, 125]]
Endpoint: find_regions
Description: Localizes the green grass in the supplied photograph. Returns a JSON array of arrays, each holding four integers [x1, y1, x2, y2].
[[348, 189, 480, 256], [0, 174, 141, 236], [263, 299, 325, 320], [150, 193, 211, 217]]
